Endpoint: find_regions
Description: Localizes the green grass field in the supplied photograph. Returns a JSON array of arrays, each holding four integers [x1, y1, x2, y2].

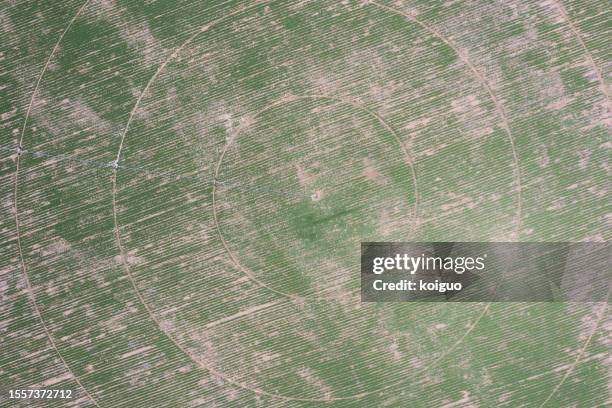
[[0, 0, 610, 406]]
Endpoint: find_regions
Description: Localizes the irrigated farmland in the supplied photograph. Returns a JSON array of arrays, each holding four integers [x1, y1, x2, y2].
[[0, 0, 610, 407]]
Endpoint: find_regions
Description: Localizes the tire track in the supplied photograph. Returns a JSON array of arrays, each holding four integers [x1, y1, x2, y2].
[[109, 1, 493, 401], [12, 1, 100, 406]]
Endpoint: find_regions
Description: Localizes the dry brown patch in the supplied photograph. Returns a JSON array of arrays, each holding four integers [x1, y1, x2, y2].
[[362, 157, 387, 185]]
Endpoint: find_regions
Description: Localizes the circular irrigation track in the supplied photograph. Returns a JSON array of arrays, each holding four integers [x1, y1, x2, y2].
[[4, 1, 610, 407]]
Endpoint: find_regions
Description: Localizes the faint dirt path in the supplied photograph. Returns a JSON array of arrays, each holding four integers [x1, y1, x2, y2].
[[108, 1, 496, 401], [551, 0, 610, 113], [211, 93, 418, 301], [12, 0, 100, 405], [538, 1, 610, 404], [369, 0, 522, 236]]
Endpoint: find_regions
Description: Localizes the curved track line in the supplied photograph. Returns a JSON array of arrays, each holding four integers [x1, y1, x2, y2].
[[370, 3, 610, 407], [537, 286, 610, 408], [109, 1, 494, 400], [539, 2, 610, 405], [17, 0, 93, 147], [211, 93, 418, 301], [369, 1, 522, 235], [552, 0, 610, 111], [12, 0, 603, 404], [115, 160, 490, 401], [13, 1, 100, 406], [113, 0, 270, 164]]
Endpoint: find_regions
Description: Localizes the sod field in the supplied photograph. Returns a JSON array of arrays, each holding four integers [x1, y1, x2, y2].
[[0, 0, 610, 406]]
